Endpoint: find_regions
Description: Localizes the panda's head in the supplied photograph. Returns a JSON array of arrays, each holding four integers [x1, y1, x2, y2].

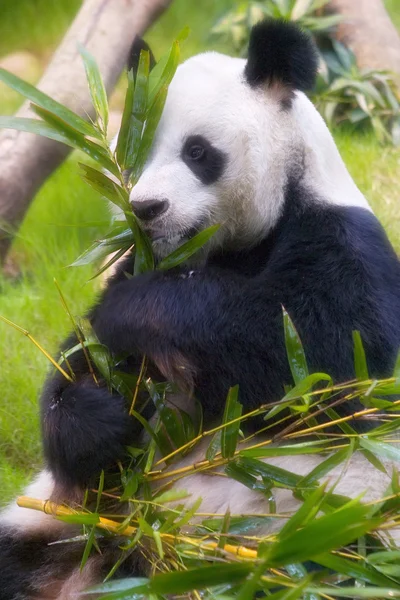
[[129, 20, 367, 259]]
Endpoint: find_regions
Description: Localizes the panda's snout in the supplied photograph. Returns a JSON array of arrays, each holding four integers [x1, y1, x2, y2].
[[130, 198, 170, 222]]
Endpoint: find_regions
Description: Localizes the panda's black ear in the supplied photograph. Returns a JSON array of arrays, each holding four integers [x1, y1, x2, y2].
[[127, 36, 156, 75], [244, 19, 318, 92]]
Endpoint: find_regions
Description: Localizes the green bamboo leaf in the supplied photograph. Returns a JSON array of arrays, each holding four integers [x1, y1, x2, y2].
[[225, 461, 266, 493], [393, 349, 400, 379], [148, 40, 180, 105], [281, 372, 332, 402], [78, 164, 129, 211], [79, 44, 108, 133], [360, 438, 400, 463], [89, 245, 132, 281], [315, 552, 400, 589], [238, 456, 302, 488], [0, 116, 87, 147], [149, 564, 252, 595], [353, 331, 369, 380], [297, 443, 354, 488], [120, 470, 139, 501], [58, 341, 105, 363], [221, 385, 242, 459], [30, 105, 118, 176], [83, 578, 149, 595], [311, 587, 400, 598], [78, 318, 112, 384], [279, 484, 328, 539], [125, 50, 150, 170], [283, 307, 309, 384], [80, 526, 96, 571], [129, 84, 168, 184], [58, 513, 100, 525], [361, 448, 388, 474], [70, 231, 133, 267], [158, 224, 221, 271], [116, 69, 134, 169], [0, 67, 102, 139], [125, 213, 154, 275], [267, 502, 382, 566], [206, 430, 222, 462]]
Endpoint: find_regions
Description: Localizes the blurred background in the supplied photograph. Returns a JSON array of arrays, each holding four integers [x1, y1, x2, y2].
[[0, 0, 399, 503]]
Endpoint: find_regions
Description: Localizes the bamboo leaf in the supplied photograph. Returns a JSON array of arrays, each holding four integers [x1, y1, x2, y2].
[[206, 430, 222, 462], [221, 385, 242, 459], [83, 578, 149, 595], [148, 40, 180, 106], [266, 502, 382, 566], [283, 307, 309, 384], [279, 484, 328, 539], [125, 50, 150, 170], [89, 245, 132, 281], [0, 67, 101, 139], [360, 438, 400, 463], [393, 349, 400, 379], [116, 69, 135, 170], [79, 44, 108, 133], [315, 552, 400, 589], [78, 318, 112, 384], [79, 163, 128, 211], [120, 470, 139, 502], [149, 564, 252, 595], [129, 84, 168, 184], [297, 443, 354, 488], [281, 372, 332, 402], [125, 213, 154, 275], [80, 526, 97, 571], [30, 105, 118, 176], [238, 456, 302, 488], [353, 330, 369, 380], [0, 116, 87, 147], [157, 224, 221, 271]]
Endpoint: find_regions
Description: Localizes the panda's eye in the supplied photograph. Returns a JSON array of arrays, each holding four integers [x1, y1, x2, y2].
[[188, 145, 205, 161], [182, 135, 227, 185]]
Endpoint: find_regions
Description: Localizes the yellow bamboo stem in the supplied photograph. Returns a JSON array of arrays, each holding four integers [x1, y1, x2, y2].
[[0, 315, 73, 382], [16, 496, 258, 559]]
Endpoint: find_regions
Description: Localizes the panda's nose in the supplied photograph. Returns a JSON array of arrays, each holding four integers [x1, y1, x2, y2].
[[130, 199, 169, 222]]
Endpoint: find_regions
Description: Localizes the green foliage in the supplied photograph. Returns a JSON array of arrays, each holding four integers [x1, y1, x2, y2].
[[210, 1, 400, 145], [210, 0, 341, 56], [315, 41, 400, 145]]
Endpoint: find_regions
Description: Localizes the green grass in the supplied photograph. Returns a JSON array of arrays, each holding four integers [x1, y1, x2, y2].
[[0, 0, 400, 506], [0, 158, 109, 501]]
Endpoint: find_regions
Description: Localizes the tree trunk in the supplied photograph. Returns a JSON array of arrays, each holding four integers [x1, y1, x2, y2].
[[330, 0, 400, 82], [0, 0, 172, 263]]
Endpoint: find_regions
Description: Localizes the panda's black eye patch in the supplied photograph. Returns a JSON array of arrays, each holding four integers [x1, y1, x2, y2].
[[181, 135, 226, 185]]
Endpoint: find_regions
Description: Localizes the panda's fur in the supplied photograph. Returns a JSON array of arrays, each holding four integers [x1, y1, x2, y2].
[[2, 19, 400, 599]]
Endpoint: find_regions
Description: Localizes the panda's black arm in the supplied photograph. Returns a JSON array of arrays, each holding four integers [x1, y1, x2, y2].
[[92, 267, 291, 416]]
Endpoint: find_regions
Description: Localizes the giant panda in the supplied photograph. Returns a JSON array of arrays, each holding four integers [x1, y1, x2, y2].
[[1, 18, 400, 600]]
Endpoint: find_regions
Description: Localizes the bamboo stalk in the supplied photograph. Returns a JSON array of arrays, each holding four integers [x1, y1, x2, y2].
[[0, 315, 73, 381], [16, 496, 258, 560]]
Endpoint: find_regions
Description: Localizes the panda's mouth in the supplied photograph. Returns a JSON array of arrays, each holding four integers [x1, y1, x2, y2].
[[150, 221, 205, 246]]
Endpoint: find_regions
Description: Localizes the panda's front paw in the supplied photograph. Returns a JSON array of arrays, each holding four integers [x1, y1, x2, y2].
[[42, 379, 135, 489]]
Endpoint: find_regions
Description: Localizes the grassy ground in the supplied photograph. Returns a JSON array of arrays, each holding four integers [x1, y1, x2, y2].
[[0, 1, 399, 505]]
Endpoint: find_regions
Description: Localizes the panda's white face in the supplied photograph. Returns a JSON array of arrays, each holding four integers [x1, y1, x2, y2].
[[129, 52, 293, 258], [129, 49, 369, 259]]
